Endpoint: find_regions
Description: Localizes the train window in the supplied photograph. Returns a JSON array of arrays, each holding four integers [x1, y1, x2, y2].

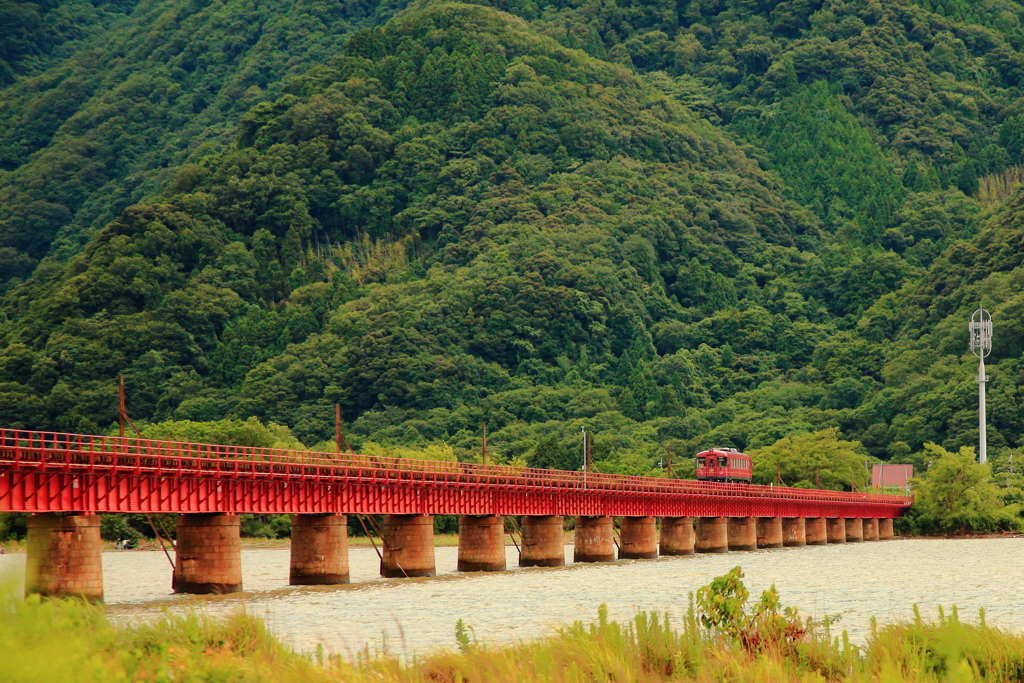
[[697, 457, 705, 467], [718, 456, 727, 467]]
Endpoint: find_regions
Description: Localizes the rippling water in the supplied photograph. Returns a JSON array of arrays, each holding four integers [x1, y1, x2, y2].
[[2, 538, 1022, 657]]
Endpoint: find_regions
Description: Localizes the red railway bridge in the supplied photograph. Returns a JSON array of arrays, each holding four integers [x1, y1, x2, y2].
[[0, 430, 912, 601]]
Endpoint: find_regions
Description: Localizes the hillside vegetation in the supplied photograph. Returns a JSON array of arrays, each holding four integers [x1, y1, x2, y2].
[[0, 0, 406, 284], [1, 0, 1024, 521]]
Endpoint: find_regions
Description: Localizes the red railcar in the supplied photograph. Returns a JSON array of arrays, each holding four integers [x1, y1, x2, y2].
[[695, 448, 752, 483]]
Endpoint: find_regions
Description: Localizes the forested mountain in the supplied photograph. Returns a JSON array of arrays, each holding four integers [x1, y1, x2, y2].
[[0, 0, 405, 286], [2, 0, 1024, 485]]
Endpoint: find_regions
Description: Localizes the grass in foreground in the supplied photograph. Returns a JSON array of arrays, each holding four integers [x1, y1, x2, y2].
[[2, 567, 1023, 682]]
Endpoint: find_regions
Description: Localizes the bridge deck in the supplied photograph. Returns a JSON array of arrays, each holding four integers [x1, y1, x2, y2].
[[0, 430, 912, 518]]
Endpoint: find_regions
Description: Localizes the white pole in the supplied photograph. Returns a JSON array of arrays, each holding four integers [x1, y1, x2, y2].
[[970, 308, 992, 465], [979, 355, 987, 465], [581, 426, 587, 489]]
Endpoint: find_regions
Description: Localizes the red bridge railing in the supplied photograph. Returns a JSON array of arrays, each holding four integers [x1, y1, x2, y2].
[[0, 429, 912, 509]]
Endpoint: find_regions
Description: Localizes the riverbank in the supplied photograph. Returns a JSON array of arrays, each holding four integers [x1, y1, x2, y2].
[[4, 567, 1024, 682]]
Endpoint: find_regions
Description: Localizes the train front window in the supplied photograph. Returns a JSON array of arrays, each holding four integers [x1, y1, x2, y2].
[[718, 456, 727, 467], [697, 457, 705, 467]]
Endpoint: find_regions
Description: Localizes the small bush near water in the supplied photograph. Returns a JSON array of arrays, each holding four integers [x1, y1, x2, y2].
[[2, 567, 1023, 682]]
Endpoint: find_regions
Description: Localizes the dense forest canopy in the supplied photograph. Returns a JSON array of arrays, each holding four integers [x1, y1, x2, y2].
[[0, 0, 409, 285], [0, 0, 1023, 528]]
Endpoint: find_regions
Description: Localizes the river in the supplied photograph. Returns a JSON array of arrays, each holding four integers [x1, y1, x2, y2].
[[2, 538, 1022, 657]]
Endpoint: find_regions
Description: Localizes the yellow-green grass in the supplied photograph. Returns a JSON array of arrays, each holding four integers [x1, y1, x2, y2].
[[2, 573, 1023, 682]]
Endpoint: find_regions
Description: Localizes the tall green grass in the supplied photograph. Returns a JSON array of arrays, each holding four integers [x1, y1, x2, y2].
[[2, 569, 1023, 682]]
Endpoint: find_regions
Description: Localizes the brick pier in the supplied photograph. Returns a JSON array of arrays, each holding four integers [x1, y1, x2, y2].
[[25, 513, 103, 601], [381, 514, 435, 577], [173, 514, 243, 594], [574, 516, 615, 563], [290, 514, 349, 585]]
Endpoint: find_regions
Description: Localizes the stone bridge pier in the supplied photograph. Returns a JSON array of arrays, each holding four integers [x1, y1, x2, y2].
[[25, 513, 103, 601], [173, 514, 243, 594], [659, 517, 694, 555], [574, 516, 615, 563], [19, 509, 905, 600], [457, 515, 506, 572], [695, 517, 729, 553], [290, 514, 349, 585], [728, 517, 757, 551], [880, 518, 895, 539], [826, 518, 847, 544], [618, 516, 658, 559], [782, 517, 806, 546], [756, 517, 783, 549], [381, 514, 435, 578], [519, 515, 565, 566]]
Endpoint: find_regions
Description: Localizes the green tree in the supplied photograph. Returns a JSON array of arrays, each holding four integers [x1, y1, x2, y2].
[[527, 436, 580, 470], [750, 429, 870, 490], [912, 444, 1014, 534], [138, 418, 305, 449]]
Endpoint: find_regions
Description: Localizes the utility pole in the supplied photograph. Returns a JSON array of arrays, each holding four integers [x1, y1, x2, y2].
[[117, 374, 141, 437], [481, 423, 488, 465], [118, 374, 126, 438], [581, 426, 587, 489], [666, 446, 672, 478], [335, 404, 342, 453], [335, 404, 353, 454], [969, 308, 993, 464]]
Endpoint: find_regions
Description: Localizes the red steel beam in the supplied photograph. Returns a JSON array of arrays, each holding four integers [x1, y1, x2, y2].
[[0, 430, 912, 518]]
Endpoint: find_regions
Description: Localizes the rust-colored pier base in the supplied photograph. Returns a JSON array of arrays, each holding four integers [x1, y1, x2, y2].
[[618, 516, 658, 559], [458, 515, 506, 572], [728, 517, 758, 551], [806, 517, 827, 545], [844, 518, 864, 542], [520, 515, 565, 567], [574, 516, 615, 563], [782, 518, 806, 547], [26, 513, 103, 601], [826, 518, 847, 544], [173, 514, 242, 594], [863, 518, 879, 541], [659, 517, 694, 556], [382, 514, 435, 577], [879, 518, 895, 539], [695, 517, 728, 553], [290, 514, 349, 585], [756, 517, 784, 548]]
